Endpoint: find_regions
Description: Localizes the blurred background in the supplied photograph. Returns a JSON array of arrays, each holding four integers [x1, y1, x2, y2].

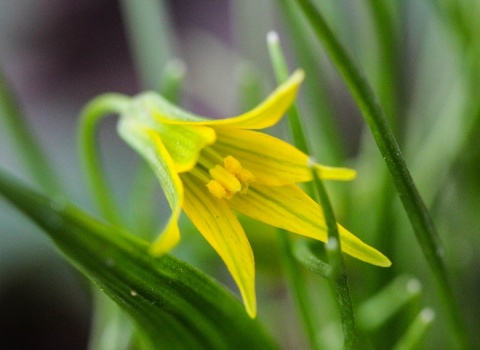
[[1, 0, 479, 349]]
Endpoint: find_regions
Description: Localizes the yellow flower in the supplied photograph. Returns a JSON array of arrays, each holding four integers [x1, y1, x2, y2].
[[117, 69, 390, 318]]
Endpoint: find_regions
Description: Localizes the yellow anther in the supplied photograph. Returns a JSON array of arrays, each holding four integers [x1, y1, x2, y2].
[[209, 165, 241, 194], [207, 180, 230, 199], [224, 156, 243, 174], [203, 155, 256, 199], [224, 155, 255, 187]]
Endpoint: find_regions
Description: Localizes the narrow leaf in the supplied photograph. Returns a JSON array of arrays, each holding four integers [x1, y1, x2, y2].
[[0, 169, 278, 350]]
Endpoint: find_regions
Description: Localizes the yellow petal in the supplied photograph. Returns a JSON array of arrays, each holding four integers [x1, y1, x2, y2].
[[213, 127, 355, 186], [313, 164, 357, 181], [204, 69, 304, 129], [181, 174, 257, 317], [153, 69, 304, 129], [230, 184, 391, 267], [117, 118, 184, 255]]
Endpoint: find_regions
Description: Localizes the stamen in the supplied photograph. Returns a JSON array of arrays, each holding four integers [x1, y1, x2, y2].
[[224, 156, 255, 192], [209, 165, 241, 193], [194, 150, 256, 199], [206, 180, 229, 199]]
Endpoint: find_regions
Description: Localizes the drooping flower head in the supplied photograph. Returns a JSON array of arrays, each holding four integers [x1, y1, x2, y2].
[[117, 70, 390, 317]]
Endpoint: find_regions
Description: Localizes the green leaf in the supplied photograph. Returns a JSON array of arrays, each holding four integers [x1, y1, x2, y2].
[[0, 169, 278, 350]]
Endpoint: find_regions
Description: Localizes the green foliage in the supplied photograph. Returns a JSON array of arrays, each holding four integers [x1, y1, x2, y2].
[[1, 0, 479, 349], [0, 169, 278, 350]]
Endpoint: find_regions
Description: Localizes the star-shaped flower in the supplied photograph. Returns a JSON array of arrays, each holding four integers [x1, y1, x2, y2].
[[117, 70, 390, 317]]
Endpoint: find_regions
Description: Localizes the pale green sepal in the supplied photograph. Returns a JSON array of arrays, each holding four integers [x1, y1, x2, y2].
[[117, 118, 183, 255], [130, 70, 304, 131], [122, 97, 216, 173], [135, 91, 209, 123]]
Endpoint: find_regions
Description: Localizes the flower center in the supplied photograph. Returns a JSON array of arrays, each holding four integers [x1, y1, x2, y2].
[[193, 148, 255, 199], [207, 156, 255, 199]]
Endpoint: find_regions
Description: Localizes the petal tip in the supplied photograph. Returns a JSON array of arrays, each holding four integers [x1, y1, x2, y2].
[[148, 222, 181, 256], [379, 256, 392, 268], [291, 68, 305, 84]]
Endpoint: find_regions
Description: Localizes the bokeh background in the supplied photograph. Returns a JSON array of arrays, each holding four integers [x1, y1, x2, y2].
[[1, 1, 479, 349]]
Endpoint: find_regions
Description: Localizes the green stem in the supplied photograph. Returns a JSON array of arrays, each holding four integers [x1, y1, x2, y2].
[[0, 68, 61, 194], [268, 31, 358, 349], [312, 172, 358, 349], [276, 0, 345, 164], [293, 0, 470, 348], [366, 0, 401, 129], [267, 31, 309, 155], [77, 93, 130, 226], [392, 308, 436, 350], [278, 233, 320, 350], [119, 0, 174, 90], [267, 33, 319, 350], [293, 239, 332, 278]]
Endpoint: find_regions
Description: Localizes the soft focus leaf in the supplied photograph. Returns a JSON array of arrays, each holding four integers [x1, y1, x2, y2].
[[0, 169, 278, 350]]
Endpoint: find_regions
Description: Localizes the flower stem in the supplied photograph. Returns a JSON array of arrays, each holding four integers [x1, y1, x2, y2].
[[268, 31, 359, 349], [276, 0, 345, 164], [119, 0, 174, 90], [312, 172, 359, 349], [78, 93, 130, 226], [0, 68, 61, 194], [293, 0, 470, 348], [277, 232, 320, 350]]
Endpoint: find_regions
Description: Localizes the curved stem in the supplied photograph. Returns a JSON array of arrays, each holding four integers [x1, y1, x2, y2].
[[78, 93, 130, 226], [277, 232, 320, 350], [293, 0, 470, 348], [268, 31, 358, 349]]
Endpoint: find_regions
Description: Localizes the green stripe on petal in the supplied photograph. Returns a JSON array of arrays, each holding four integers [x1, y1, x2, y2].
[[230, 184, 391, 267], [152, 123, 216, 173], [214, 127, 311, 186], [213, 127, 356, 186], [181, 174, 256, 318], [117, 118, 183, 255]]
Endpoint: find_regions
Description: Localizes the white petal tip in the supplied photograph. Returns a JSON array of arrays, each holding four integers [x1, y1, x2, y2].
[[267, 31, 279, 44]]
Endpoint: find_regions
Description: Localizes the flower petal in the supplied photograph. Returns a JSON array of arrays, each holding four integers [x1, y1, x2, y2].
[[121, 100, 216, 172], [181, 174, 256, 318], [313, 164, 356, 181], [213, 127, 356, 186], [230, 184, 391, 267], [140, 70, 304, 129], [198, 69, 304, 129], [153, 123, 216, 173], [117, 118, 183, 255]]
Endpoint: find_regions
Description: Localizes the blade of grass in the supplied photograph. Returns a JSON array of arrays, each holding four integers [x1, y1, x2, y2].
[[0, 168, 279, 350], [276, 0, 345, 164], [0, 68, 61, 194], [393, 308, 436, 350], [119, 0, 175, 90], [292, 0, 470, 348], [268, 31, 359, 350]]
